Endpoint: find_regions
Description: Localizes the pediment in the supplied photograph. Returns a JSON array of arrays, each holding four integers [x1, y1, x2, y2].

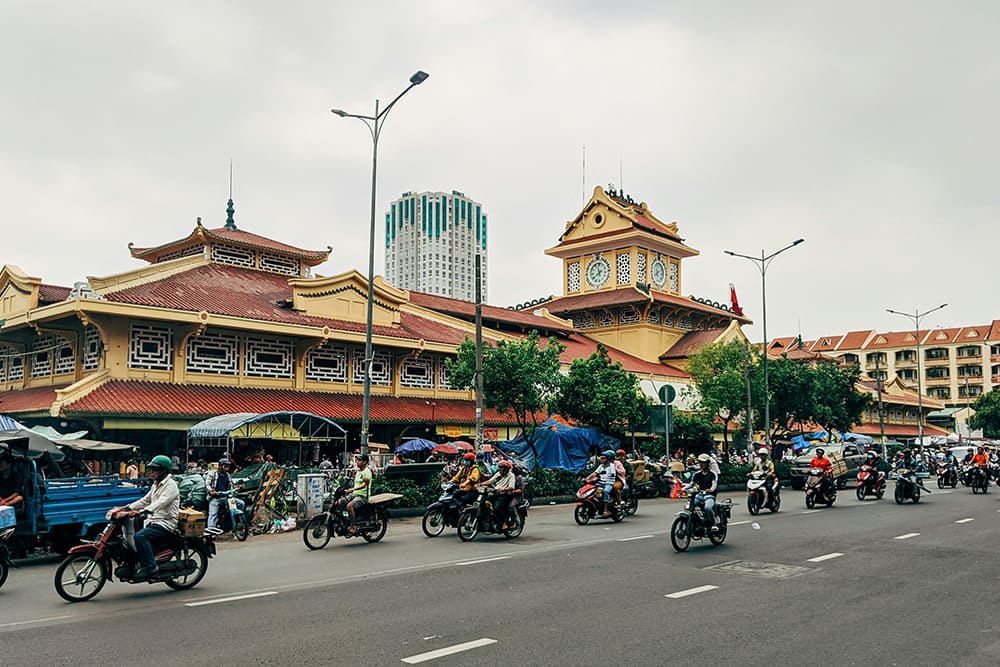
[[289, 270, 408, 326], [551, 186, 684, 249], [934, 331, 948, 341], [903, 333, 916, 342], [0, 265, 41, 317], [874, 335, 887, 344]]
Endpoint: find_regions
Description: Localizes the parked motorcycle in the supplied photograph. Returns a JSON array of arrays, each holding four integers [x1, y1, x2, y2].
[[746, 471, 780, 515], [936, 464, 958, 489], [573, 478, 625, 525], [856, 464, 886, 500], [457, 486, 526, 541], [422, 482, 464, 537], [302, 482, 399, 550], [632, 478, 660, 500], [622, 485, 639, 516], [969, 467, 990, 495], [804, 468, 836, 508], [53, 509, 216, 602], [213, 489, 249, 542], [893, 468, 927, 504], [0, 526, 15, 589], [669, 485, 732, 552]]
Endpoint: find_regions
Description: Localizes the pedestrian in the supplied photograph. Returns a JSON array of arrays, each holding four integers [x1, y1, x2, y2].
[[125, 459, 139, 480]]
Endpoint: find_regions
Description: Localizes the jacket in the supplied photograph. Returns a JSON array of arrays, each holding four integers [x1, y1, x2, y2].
[[128, 474, 180, 531]]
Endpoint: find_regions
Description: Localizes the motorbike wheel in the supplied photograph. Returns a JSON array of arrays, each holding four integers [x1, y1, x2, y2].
[[573, 504, 591, 526], [747, 494, 760, 516], [895, 486, 906, 504], [457, 508, 479, 542], [972, 482, 981, 495], [611, 505, 625, 523], [54, 555, 107, 603], [911, 488, 920, 504], [856, 486, 866, 501], [805, 493, 816, 509], [669, 516, 691, 552], [876, 487, 884, 500], [362, 509, 388, 543], [770, 493, 781, 513], [625, 495, 639, 516], [503, 511, 525, 538], [951, 477, 958, 489], [826, 495, 835, 507], [233, 516, 249, 542], [0, 559, 7, 590], [708, 522, 727, 546], [937, 477, 944, 489], [421, 508, 446, 538], [164, 543, 208, 590], [303, 515, 332, 550]]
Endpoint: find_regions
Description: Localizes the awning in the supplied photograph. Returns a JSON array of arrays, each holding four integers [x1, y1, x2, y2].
[[188, 411, 347, 440], [56, 439, 136, 452], [0, 428, 66, 461]]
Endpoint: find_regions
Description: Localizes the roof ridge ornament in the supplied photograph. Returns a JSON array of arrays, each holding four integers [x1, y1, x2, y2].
[[224, 161, 237, 230]]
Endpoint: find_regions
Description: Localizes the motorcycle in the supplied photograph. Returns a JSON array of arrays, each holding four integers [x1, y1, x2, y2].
[[804, 468, 836, 508], [670, 486, 732, 552], [632, 478, 660, 500], [422, 482, 464, 537], [573, 477, 625, 525], [213, 489, 249, 542], [53, 509, 215, 602], [0, 526, 15, 589], [457, 486, 526, 541], [936, 464, 958, 489], [893, 468, 928, 504], [746, 471, 780, 515], [969, 467, 990, 494], [622, 485, 639, 516], [302, 482, 400, 550], [856, 464, 886, 500]]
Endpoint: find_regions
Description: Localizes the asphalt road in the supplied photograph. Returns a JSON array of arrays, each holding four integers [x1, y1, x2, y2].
[[2, 484, 999, 666]]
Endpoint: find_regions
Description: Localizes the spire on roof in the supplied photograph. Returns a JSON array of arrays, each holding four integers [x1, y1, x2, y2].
[[224, 161, 237, 230]]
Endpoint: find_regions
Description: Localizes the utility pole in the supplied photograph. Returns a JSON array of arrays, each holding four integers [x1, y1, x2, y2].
[[474, 252, 484, 454], [874, 352, 886, 454]]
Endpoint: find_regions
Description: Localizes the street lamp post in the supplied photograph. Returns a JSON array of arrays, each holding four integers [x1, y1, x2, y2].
[[887, 304, 947, 447], [331, 70, 429, 454], [725, 239, 805, 446]]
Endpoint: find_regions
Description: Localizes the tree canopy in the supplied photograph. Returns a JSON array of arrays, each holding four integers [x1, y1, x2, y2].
[[686, 340, 754, 448], [551, 343, 649, 436], [969, 389, 1000, 438]]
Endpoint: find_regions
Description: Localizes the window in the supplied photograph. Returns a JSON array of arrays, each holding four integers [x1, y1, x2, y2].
[[925, 348, 949, 360], [926, 367, 949, 379]]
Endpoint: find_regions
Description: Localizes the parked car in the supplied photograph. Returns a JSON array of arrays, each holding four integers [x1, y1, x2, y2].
[[789, 443, 867, 490]]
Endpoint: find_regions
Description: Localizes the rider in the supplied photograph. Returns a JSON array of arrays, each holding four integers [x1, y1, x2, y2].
[[691, 453, 719, 531], [592, 451, 618, 517], [205, 457, 243, 531], [895, 449, 915, 470], [479, 459, 517, 529], [451, 452, 481, 507], [810, 448, 834, 497], [612, 449, 630, 505], [971, 446, 990, 485], [0, 450, 25, 509], [336, 453, 372, 534], [750, 446, 778, 501], [125, 455, 179, 581]]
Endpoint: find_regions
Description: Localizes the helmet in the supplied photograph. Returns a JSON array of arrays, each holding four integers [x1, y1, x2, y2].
[[697, 453, 711, 463], [498, 460, 513, 470], [147, 455, 172, 471], [603, 450, 616, 459], [463, 452, 476, 462], [355, 453, 370, 463], [218, 457, 232, 466], [757, 447, 768, 456], [815, 449, 825, 457], [866, 451, 876, 458], [616, 449, 626, 457]]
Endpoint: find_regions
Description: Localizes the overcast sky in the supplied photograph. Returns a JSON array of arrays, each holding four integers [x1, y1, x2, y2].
[[3, 2, 997, 343]]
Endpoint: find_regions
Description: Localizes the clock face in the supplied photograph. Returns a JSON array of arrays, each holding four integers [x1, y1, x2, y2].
[[650, 258, 667, 288], [585, 256, 611, 289]]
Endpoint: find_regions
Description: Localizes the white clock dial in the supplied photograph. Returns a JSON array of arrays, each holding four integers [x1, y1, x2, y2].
[[650, 258, 666, 288], [585, 256, 610, 289]]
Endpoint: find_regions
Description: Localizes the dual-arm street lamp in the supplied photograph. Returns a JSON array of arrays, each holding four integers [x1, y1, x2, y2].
[[331, 70, 429, 454], [725, 239, 805, 447], [887, 304, 947, 446]]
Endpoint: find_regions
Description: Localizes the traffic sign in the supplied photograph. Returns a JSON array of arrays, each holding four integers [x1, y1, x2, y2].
[[658, 384, 676, 405]]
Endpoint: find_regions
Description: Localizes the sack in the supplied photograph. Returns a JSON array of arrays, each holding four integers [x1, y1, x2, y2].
[[178, 474, 208, 511]]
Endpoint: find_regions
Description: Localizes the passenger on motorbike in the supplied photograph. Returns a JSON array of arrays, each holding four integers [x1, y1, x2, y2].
[[691, 454, 719, 531], [750, 446, 778, 499], [971, 446, 990, 470], [124, 455, 180, 581], [479, 460, 517, 529], [336, 454, 372, 534], [810, 448, 834, 496], [451, 452, 481, 506], [613, 449, 630, 504], [206, 457, 244, 531]]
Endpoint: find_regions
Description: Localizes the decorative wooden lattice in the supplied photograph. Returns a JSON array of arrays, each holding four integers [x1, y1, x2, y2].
[[260, 252, 300, 276], [400, 356, 434, 388], [597, 310, 615, 327], [244, 336, 293, 378], [352, 349, 391, 386], [82, 326, 102, 371], [669, 262, 679, 292], [437, 357, 452, 389], [567, 261, 581, 292], [306, 345, 348, 382], [157, 245, 203, 263], [616, 253, 631, 285], [129, 323, 173, 370], [619, 305, 640, 324], [636, 253, 647, 284], [211, 245, 255, 268], [187, 330, 239, 375]]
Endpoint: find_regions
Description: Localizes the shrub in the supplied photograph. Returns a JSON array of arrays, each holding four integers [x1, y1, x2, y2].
[[529, 468, 580, 497], [371, 475, 441, 508]]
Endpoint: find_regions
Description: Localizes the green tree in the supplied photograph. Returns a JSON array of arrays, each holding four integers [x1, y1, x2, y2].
[[552, 343, 649, 437], [671, 411, 718, 454], [686, 340, 754, 449], [755, 356, 813, 441], [969, 389, 1000, 438], [446, 330, 566, 465], [809, 359, 870, 435]]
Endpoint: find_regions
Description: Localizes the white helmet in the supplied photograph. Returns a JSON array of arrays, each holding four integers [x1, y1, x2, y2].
[[696, 453, 711, 463], [757, 447, 768, 456]]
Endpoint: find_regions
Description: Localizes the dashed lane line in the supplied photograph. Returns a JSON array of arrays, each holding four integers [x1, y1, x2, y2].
[[0, 615, 73, 629], [401, 638, 498, 664], [185, 591, 278, 607], [894, 533, 920, 540], [665, 585, 719, 599], [955, 518, 975, 524], [617, 534, 654, 542], [456, 556, 511, 566], [807, 552, 844, 563]]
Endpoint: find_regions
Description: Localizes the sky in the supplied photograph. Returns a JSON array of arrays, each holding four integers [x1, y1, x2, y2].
[[2, 1, 997, 343]]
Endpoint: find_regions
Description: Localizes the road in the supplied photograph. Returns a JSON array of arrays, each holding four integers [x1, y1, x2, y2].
[[2, 484, 999, 666]]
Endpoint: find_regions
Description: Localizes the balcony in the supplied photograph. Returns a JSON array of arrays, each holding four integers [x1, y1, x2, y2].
[[893, 357, 916, 367], [924, 374, 950, 384], [923, 356, 950, 366]]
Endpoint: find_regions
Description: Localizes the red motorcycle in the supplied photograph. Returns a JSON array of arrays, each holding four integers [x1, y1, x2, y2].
[[573, 477, 625, 525], [53, 509, 215, 602], [855, 464, 886, 500]]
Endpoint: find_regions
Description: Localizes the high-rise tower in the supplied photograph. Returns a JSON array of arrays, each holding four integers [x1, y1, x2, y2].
[[384, 190, 487, 301]]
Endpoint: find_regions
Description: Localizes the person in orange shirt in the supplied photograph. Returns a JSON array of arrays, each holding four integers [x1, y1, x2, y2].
[[971, 446, 990, 469], [810, 448, 834, 496]]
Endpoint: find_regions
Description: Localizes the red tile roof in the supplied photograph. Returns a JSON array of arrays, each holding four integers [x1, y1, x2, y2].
[[954, 326, 989, 343], [862, 331, 923, 349], [660, 329, 729, 360], [62, 380, 519, 425], [836, 330, 874, 350], [989, 320, 1000, 342], [857, 380, 943, 409], [924, 327, 961, 346], [101, 264, 471, 345], [541, 287, 748, 323], [407, 290, 577, 334], [130, 225, 330, 263], [809, 335, 843, 352], [0, 385, 64, 414], [556, 334, 689, 378], [38, 284, 72, 303], [852, 423, 949, 437]]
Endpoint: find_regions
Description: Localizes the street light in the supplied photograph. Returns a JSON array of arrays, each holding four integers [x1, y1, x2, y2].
[[724, 239, 805, 446], [331, 70, 429, 454], [887, 303, 947, 447]]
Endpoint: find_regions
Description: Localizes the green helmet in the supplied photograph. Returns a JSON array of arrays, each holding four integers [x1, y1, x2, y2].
[[147, 455, 172, 471]]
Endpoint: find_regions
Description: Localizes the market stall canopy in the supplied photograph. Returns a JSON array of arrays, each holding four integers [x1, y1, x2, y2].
[[56, 439, 135, 452], [396, 438, 437, 454], [432, 443, 460, 455], [447, 440, 474, 451], [0, 415, 21, 430], [0, 428, 66, 461], [187, 411, 347, 441], [31, 424, 88, 440]]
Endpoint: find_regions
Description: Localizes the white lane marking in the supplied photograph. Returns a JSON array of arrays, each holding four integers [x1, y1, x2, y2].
[[936, 490, 953, 495], [665, 585, 719, 599], [894, 533, 920, 540], [0, 615, 73, 629], [402, 638, 498, 664], [456, 556, 510, 566], [956, 518, 975, 524], [801, 510, 822, 514], [729, 520, 751, 526], [185, 591, 278, 607], [807, 552, 844, 563], [617, 534, 654, 542]]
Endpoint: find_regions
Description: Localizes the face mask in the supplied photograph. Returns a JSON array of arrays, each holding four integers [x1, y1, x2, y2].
[[463, 461, 471, 467]]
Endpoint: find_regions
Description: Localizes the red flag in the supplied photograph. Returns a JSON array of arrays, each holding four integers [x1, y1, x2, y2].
[[729, 283, 744, 316]]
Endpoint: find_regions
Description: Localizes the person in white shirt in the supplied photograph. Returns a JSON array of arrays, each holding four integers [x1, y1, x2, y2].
[[479, 459, 517, 528], [126, 455, 179, 580]]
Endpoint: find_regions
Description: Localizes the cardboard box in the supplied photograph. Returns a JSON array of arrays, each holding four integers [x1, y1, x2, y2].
[[828, 451, 848, 479], [0, 505, 15, 529], [177, 508, 206, 537]]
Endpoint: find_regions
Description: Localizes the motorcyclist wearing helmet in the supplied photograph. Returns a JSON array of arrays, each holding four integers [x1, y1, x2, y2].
[[479, 459, 517, 529], [750, 446, 778, 500], [810, 448, 834, 496], [125, 455, 179, 580], [691, 453, 719, 531], [591, 451, 618, 517], [335, 454, 372, 534], [206, 456, 244, 531], [451, 452, 481, 507]]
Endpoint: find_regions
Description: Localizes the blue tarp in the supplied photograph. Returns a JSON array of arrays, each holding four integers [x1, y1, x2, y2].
[[496, 418, 619, 472], [396, 438, 438, 454]]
